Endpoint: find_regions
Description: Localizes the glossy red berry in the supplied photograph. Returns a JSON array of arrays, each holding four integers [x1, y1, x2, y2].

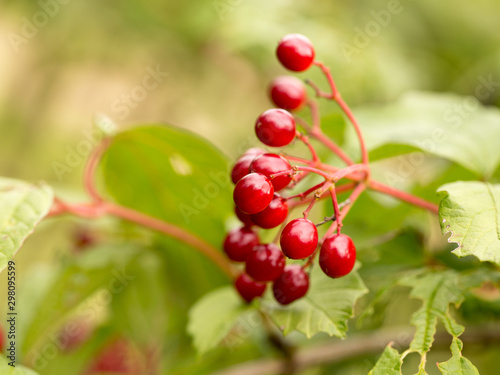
[[251, 194, 288, 229], [231, 148, 265, 184], [246, 243, 286, 282], [223, 227, 259, 262], [250, 153, 292, 191], [280, 218, 318, 259], [319, 233, 356, 278], [276, 34, 315, 72], [269, 76, 307, 111], [235, 273, 267, 303], [273, 265, 309, 305], [235, 206, 254, 227], [255, 109, 296, 147], [233, 173, 274, 214]]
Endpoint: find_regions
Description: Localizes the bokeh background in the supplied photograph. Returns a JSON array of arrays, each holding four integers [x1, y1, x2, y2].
[[1, 0, 500, 374]]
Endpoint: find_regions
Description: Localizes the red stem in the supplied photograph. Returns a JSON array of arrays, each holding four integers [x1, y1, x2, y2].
[[284, 155, 439, 213], [287, 182, 356, 209], [49, 200, 236, 279], [331, 164, 368, 183], [310, 61, 369, 166], [311, 62, 340, 98], [286, 181, 327, 201], [306, 99, 354, 166], [296, 131, 319, 162], [271, 166, 331, 181], [296, 166, 331, 180], [83, 138, 111, 202], [322, 183, 366, 241], [368, 180, 439, 214], [302, 197, 318, 219], [103, 203, 237, 278], [307, 99, 321, 131], [336, 96, 369, 166], [283, 155, 317, 166], [309, 129, 355, 166], [330, 187, 342, 235]]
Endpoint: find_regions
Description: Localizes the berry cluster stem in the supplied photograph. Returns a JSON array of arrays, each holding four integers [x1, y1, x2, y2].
[[83, 137, 111, 202], [368, 180, 439, 214], [306, 99, 354, 166], [322, 183, 366, 240], [308, 60, 370, 168], [295, 131, 320, 162], [286, 181, 327, 201], [330, 186, 342, 235]]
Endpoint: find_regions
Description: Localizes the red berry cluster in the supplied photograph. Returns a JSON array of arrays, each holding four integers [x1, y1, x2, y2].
[[223, 34, 358, 306]]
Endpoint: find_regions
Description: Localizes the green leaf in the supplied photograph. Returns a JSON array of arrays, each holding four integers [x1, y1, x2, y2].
[[0, 178, 53, 272], [438, 181, 500, 266], [437, 338, 479, 375], [396, 269, 489, 373], [110, 249, 168, 346], [22, 244, 140, 354], [101, 125, 233, 249], [351, 92, 500, 177], [157, 236, 229, 305], [368, 144, 420, 162], [262, 266, 368, 338], [399, 271, 465, 354], [368, 344, 402, 375], [187, 287, 251, 354], [0, 355, 38, 374]]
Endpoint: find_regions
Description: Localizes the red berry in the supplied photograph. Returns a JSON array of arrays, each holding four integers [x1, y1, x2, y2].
[[280, 218, 318, 259], [74, 228, 95, 252], [255, 109, 296, 147], [269, 76, 307, 111], [273, 265, 309, 305], [231, 149, 265, 184], [59, 319, 92, 351], [89, 338, 144, 374], [319, 234, 356, 278], [223, 227, 259, 262], [246, 243, 286, 282], [251, 194, 288, 229], [235, 206, 254, 227], [233, 173, 274, 214], [250, 153, 292, 191], [276, 34, 315, 72], [235, 273, 267, 303]]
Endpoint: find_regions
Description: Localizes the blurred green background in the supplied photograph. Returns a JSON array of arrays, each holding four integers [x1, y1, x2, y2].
[[1, 0, 500, 374]]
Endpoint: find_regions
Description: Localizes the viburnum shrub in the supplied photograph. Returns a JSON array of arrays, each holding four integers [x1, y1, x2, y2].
[[2, 33, 500, 374]]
